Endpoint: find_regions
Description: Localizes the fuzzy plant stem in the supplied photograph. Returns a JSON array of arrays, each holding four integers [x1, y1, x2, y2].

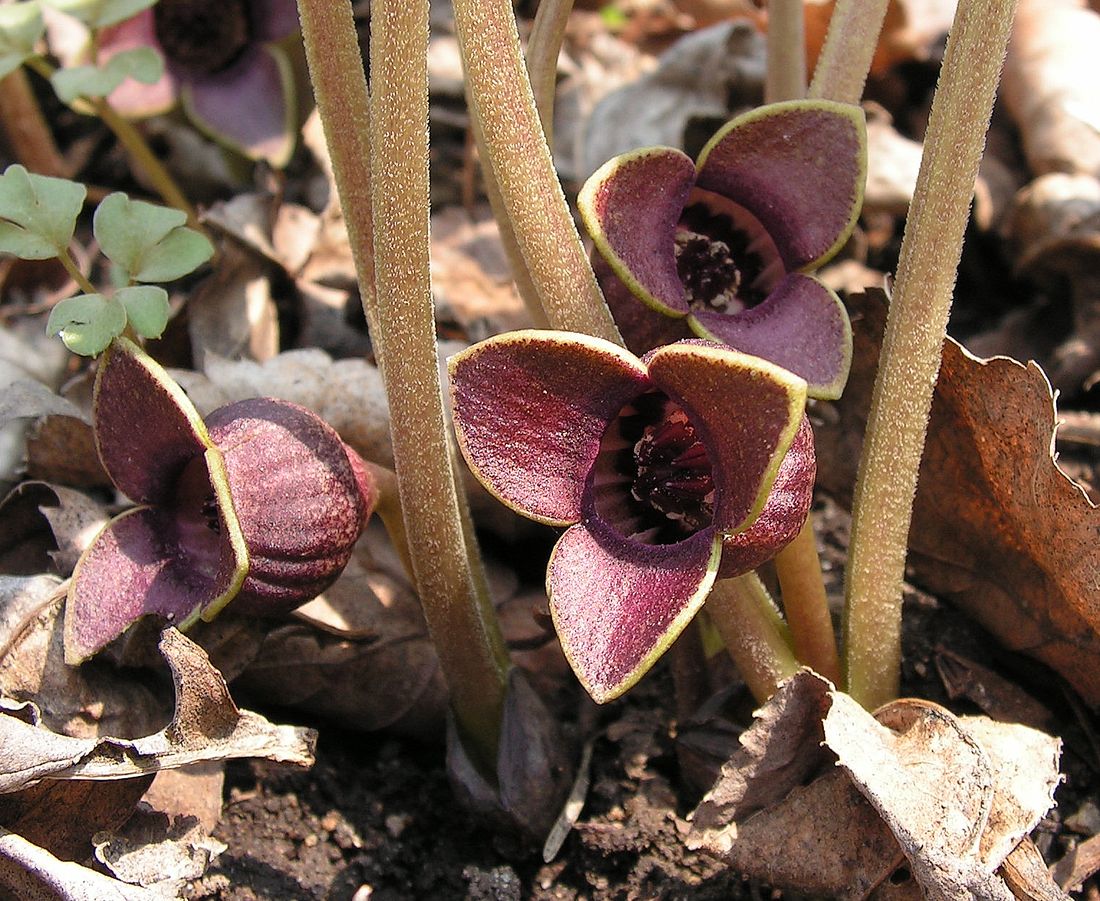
[[843, 0, 1018, 710], [707, 574, 799, 703], [807, 0, 890, 104], [526, 0, 574, 141], [298, 0, 510, 769], [451, 0, 621, 344], [765, 0, 806, 104], [774, 516, 841, 684]]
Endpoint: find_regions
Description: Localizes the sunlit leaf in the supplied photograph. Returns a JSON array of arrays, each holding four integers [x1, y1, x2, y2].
[[0, 2, 44, 80], [93, 192, 212, 282], [45, 293, 126, 356], [50, 46, 163, 104], [116, 284, 169, 339], [0, 164, 85, 259]]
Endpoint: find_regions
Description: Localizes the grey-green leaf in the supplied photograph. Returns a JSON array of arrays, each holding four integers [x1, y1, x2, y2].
[[117, 284, 169, 339], [0, 2, 44, 80], [46, 293, 127, 356], [0, 164, 85, 259], [50, 46, 163, 104], [131, 226, 213, 282]]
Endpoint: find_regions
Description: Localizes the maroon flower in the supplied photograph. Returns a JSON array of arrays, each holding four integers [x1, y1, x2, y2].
[[579, 100, 866, 399], [450, 331, 814, 703], [97, 0, 300, 165], [64, 337, 374, 663]]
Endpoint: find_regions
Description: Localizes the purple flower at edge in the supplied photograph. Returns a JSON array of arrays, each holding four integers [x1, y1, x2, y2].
[[450, 330, 815, 703], [64, 337, 374, 664], [578, 100, 867, 400], [97, 0, 300, 165]]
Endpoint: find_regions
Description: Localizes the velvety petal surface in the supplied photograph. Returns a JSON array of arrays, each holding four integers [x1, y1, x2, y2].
[[695, 100, 866, 271], [180, 44, 296, 165], [547, 520, 720, 703], [690, 273, 853, 399], [94, 337, 212, 505], [645, 341, 806, 534], [205, 398, 370, 616], [450, 331, 649, 526], [719, 415, 816, 577], [579, 146, 696, 317], [99, 11, 179, 117], [594, 252, 694, 356], [64, 504, 243, 663]]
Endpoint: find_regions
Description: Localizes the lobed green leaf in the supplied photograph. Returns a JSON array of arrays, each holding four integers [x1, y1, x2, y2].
[[46, 292, 127, 356], [42, 0, 156, 29], [94, 192, 213, 282], [50, 46, 163, 104], [0, 2, 44, 80], [117, 284, 169, 338], [0, 164, 85, 259]]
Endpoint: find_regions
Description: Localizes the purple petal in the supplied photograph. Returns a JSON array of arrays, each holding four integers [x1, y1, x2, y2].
[[450, 331, 649, 526], [645, 341, 806, 534], [548, 521, 720, 703], [695, 100, 866, 271], [98, 12, 179, 117], [64, 505, 242, 663], [719, 415, 816, 577], [254, 0, 301, 41], [205, 398, 369, 616], [690, 273, 853, 399], [93, 337, 211, 505], [180, 44, 296, 165], [594, 252, 694, 356], [579, 146, 696, 316]]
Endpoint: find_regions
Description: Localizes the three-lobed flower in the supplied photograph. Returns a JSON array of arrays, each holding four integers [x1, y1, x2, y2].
[[449, 330, 815, 703], [579, 99, 867, 400]]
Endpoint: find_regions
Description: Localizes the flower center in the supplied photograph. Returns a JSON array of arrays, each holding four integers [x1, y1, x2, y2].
[[675, 189, 787, 316], [591, 392, 715, 545], [154, 0, 252, 76]]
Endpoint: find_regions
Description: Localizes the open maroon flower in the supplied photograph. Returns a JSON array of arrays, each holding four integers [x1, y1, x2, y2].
[[64, 337, 374, 663], [579, 100, 867, 399], [97, 0, 299, 165], [450, 331, 814, 703]]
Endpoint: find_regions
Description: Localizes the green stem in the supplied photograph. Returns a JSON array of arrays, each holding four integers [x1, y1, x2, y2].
[[765, 0, 806, 104], [707, 574, 799, 704], [807, 0, 890, 104], [843, 0, 1018, 709], [57, 246, 96, 296], [24, 55, 198, 227], [774, 512, 841, 684], [451, 0, 620, 343], [366, 0, 510, 769]]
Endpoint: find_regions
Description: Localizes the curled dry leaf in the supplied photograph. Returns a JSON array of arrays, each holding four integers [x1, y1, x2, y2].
[[1002, 0, 1100, 178], [0, 482, 109, 577], [0, 827, 159, 901], [813, 290, 1100, 706], [0, 628, 315, 795], [690, 672, 1062, 900]]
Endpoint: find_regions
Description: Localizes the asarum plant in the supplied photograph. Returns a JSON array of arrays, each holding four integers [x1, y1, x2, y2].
[[578, 99, 867, 400], [64, 337, 375, 664], [96, 0, 300, 165], [449, 330, 816, 703]]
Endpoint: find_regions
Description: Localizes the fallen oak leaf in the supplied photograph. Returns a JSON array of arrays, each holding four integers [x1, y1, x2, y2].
[[813, 290, 1100, 706], [0, 628, 315, 794]]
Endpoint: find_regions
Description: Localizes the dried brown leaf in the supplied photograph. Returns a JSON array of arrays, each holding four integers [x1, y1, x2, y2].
[[813, 290, 1100, 706], [0, 629, 315, 794]]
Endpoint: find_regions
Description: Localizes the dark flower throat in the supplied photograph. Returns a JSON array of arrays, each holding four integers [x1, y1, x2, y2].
[[154, 0, 252, 76], [591, 392, 715, 545]]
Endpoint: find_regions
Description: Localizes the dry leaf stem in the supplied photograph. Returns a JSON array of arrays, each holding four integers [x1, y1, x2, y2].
[[765, 0, 806, 103], [843, 0, 1018, 709], [299, 0, 510, 770], [807, 0, 890, 104], [707, 574, 799, 703], [451, 0, 621, 344]]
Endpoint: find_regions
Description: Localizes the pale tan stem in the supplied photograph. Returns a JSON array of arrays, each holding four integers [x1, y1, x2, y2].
[[708, 575, 799, 704], [363, 461, 415, 584], [451, 0, 621, 343], [843, 0, 1018, 709], [366, 0, 510, 768], [807, 0, 890, 104], [774, 512, 841, 684], [525, 0, 574, 143], [765, 0, 806, 104]]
